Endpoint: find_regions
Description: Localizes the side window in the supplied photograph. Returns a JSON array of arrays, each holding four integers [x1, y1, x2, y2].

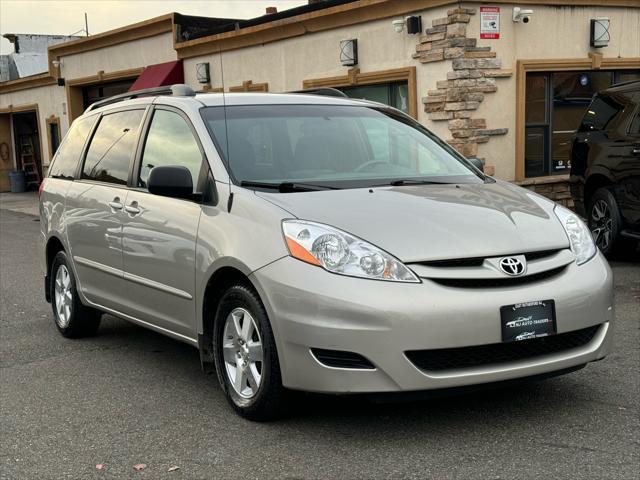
[[629, 108, 640, 135], [48, 116, 95, 179], [82, 109, 144, 185], [139, 109, 205, 191]]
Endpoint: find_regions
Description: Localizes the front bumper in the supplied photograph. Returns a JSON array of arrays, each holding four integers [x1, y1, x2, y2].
[[250, 253, 614, 393]]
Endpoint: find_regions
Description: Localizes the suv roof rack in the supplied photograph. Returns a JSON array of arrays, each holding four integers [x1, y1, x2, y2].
[[286, 87, 348, 98], [86, 84, 195, 113]]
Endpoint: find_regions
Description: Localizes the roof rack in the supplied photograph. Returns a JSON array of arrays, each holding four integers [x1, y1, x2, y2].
[[286, 87, 348, 98], [86, 84, 195, 112]]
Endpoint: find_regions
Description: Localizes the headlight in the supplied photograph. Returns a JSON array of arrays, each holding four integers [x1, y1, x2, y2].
[[282, 220, 420, 282], [554, 205, 597, 265]]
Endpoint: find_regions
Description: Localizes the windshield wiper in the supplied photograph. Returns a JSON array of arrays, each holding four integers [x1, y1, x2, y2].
[[370, 179, 455, 187], [240, 180, 335, 192]]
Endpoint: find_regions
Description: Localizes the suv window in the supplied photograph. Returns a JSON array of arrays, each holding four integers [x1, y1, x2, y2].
[[578, 95, 623, 132], [82, 109, 144, 185], [48, 116, 95, 179], [629, 108, 640, 135], [138, 109, 205, 192]]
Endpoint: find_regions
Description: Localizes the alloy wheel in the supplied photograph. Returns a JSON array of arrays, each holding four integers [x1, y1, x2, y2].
[[54, 264, 73, 328], [222, 308, 264, 399], [590, 199, 613, 251]]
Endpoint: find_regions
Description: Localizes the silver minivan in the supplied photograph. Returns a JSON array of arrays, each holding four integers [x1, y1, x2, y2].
[[40, 85, 614, 420]]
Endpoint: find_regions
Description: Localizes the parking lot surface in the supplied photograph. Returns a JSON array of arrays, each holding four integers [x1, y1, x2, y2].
[[1, 208, 638, 479]]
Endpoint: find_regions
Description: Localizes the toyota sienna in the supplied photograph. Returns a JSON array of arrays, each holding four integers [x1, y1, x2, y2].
[[39, 85, 614, 420]]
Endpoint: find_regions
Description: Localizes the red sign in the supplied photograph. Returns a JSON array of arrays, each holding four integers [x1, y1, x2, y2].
[[480, 7, 500, 39]]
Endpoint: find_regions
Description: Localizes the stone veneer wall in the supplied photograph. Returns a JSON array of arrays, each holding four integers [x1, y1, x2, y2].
[[517, 178, 574, 209], [412, 7, 575, 209], [413, 7, 512, 176]]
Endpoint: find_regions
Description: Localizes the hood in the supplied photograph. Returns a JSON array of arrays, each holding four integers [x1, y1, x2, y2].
[[255, 180, 570, 262]]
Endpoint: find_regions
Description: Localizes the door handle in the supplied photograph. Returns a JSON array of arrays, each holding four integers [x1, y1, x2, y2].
[[632, 147, 640, 155], [124, 202, 140, 215], [108, 198, 123, 210]]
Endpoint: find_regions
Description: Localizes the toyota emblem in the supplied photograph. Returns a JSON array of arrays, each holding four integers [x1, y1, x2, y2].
[[499, 256, 526, 276]]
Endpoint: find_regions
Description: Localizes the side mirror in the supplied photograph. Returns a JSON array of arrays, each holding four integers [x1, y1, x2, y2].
[[147, 165, 193, 200], [468, 157, 484, 173]]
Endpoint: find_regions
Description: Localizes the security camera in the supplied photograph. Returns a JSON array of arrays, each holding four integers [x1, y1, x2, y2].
[[392, 18, 405, 33], [513, 7, 533, 23]]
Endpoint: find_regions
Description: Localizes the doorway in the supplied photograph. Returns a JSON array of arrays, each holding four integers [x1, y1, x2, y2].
[[11, 110, 43, 188]]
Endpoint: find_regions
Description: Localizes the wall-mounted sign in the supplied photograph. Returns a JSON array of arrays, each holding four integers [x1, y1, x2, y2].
[[480, 7, 500, 39]]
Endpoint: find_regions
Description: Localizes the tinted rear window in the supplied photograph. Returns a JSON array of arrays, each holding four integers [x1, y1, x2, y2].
[[48, 116, 95, 179], [82, 109, 144, 185], [578, 95, 623, 132]]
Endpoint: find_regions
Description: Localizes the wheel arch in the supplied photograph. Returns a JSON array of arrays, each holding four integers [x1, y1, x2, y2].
[[44, 235, 66, 303], [584, 173, 613, 208], [198, 263, 260, 373]]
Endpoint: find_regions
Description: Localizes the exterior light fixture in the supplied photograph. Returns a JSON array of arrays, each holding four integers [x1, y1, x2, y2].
[[590, 18, 610, 48], [196, 62, 211, 84], [406, 16, 422, 34], [339, 39, 358, 67]]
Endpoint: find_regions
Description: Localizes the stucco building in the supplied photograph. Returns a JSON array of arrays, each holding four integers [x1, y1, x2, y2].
[[1, 0, 639, 202]]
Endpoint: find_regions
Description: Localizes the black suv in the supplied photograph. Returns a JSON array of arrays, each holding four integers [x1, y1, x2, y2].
[[570, 81, 640, 256]]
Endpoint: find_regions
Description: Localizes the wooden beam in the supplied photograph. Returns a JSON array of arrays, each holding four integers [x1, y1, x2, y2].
[[0, 74, 56, 94]]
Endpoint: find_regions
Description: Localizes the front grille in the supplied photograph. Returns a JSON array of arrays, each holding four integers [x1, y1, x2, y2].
[[406, 325, 600, 372], [417, 249, 563, 269], [430, 265, 566, 288], [525, 249, 562, 261], [311, 348, 375, 369]]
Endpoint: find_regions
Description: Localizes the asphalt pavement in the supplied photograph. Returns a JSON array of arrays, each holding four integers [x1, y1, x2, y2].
[[1, 207, 638, 479]]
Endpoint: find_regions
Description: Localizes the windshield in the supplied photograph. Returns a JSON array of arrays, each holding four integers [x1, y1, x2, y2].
[[201, 104, 484, 189]]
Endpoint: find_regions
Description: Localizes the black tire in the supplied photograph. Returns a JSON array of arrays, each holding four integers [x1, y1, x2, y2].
[[50, 251, 102, 338], [212, 284, 286, 421], [587, 188, 622, 257]]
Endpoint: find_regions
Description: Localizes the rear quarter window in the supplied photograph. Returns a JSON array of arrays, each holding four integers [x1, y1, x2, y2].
[[578, 95, 623, 132], [47, 116, 96, 179], [629, 101, 640, 135]]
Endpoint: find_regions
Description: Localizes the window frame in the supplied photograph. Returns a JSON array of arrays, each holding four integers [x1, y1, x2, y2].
[[302, 67, 418, 119], [45, 115, 62, 162], [524, 73, 552, 178], [77, 105, 148, 187], [515, 57, 640, 182]]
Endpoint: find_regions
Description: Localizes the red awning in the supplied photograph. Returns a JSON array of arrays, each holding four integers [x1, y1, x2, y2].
[[128, 60, 184, 92]]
